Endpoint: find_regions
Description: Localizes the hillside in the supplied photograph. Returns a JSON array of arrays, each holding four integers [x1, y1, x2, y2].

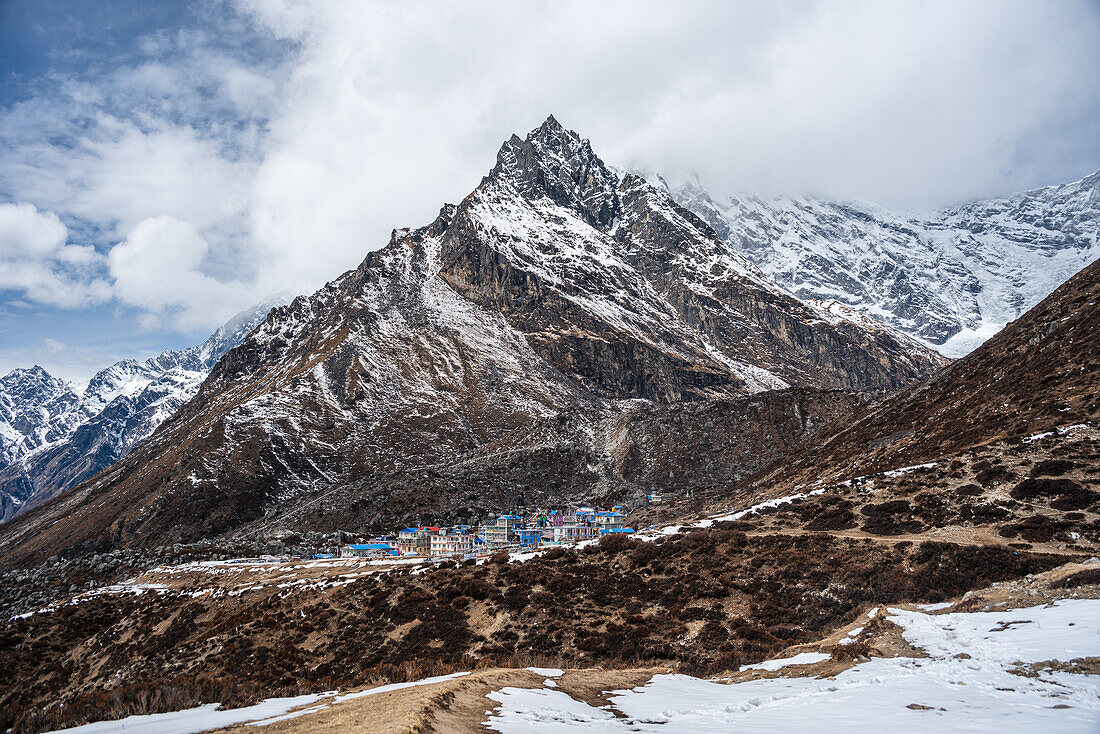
[[0, 182, 1096, 734], [643, 255, 1100, 564], [743, 255, 1100, 495]]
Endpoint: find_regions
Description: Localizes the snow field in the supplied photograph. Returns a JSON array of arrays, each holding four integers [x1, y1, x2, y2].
[[485, 599, 1100, 733]]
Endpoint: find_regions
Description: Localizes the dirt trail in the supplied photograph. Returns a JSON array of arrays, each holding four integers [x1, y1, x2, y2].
[[212, 668, 662, 733]]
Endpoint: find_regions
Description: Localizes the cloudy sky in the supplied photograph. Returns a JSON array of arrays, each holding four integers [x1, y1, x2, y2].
[[2, 0, 1099, 382]]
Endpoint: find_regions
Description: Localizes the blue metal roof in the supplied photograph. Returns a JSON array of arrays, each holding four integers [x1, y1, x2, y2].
[[348, 543, 396, 550]]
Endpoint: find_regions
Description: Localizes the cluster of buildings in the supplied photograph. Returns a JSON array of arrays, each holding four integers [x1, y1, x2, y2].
[[339, 507, 634, 559]]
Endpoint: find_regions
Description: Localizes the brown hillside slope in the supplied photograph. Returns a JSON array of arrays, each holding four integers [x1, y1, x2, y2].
[[632, 257, 1100, 553], [748, 255, 1100, 494]]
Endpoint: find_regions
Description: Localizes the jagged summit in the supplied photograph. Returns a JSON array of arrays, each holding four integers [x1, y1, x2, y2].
[[0, 367, 80, 472], [489, 115, 620, 228], [3, 365, 62, 385], [0, 297, 288, 521]]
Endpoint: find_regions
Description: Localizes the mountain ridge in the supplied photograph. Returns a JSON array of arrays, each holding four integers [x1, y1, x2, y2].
[[655, 254, 1100, 533], [674, 168, 1100, 355], [0, 117, 945, 565]]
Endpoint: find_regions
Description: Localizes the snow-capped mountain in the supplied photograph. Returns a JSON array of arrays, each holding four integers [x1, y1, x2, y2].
[[0, 296, 288, 521], [0, 117, 947, 556], [674, 171, 1100, 356], [0, 367, 83, 471]]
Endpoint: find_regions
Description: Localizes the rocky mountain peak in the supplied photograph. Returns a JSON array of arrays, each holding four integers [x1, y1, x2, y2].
[[0, 366, 80, 474], [490, 115, 620, 228], [0, 366, 68, 395], [675, 172, 1100, 353], [0, 367, 72, 409]]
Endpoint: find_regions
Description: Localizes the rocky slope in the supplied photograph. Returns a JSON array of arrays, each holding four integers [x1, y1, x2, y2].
[[0, 297, 286, 521], [758, 255, 1100, 489], [0, 117, 944, 565], [676, 170, 1100, 355]]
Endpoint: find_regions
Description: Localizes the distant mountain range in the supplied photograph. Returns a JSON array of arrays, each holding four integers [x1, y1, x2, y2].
[[674, 170, 1100, 355], [0, 296, 288, 521]]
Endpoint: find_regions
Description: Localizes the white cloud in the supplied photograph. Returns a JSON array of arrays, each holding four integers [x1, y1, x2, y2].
[[108, 216, 249, 331], [2, 0, 1099, 341], [41, 338, 67, 354], [239, 0, 1100, 302], [0, 203, 111, 308], [0, 201, 66, 255], [2, 110, 255, 242]]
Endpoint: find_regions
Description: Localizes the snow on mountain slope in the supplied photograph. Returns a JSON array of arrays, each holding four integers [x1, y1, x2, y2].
[[0, 295, 288, 521], [0, 367, 82, 471], [442, 117, 945, 398], [0, 117, 947, 559], [675, 171, 1100, 356]]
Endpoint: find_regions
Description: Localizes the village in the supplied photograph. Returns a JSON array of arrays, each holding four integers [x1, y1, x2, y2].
[[334, 506, 635, 560]]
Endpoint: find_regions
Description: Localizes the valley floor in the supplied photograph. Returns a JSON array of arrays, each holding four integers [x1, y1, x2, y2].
[[41, 560, 1100, 734]]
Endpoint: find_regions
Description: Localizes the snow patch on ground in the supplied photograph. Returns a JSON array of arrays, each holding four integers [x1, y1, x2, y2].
[[1023, 423, 1089, 443], [527, 667, 565, 678], [636, 489, 826, 541], [739, 652, 831, 672], [47, 694, 327, 734]]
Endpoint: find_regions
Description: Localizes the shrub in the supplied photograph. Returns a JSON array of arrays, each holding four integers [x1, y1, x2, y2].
[[956, 502, 1009, 524], [1030, 459, 1078, 477], [1011, 478, 1097, 511], [860, 500, 923, 535], [805, 506, 857, 531], [631, 541, 659, 565], [830, 641, 870, 661], [597, 533, 633, 553], [542, 546, 567, 561], [1052, 568, 1100, 589], [974, 463, 1013, 485]]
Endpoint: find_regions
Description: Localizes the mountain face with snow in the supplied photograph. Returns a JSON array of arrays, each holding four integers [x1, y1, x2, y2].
[[0, 117, 946, 559], [0, 296, 286, 521], [0, 368, 83, 471], [675, 171, 1100, 356]]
